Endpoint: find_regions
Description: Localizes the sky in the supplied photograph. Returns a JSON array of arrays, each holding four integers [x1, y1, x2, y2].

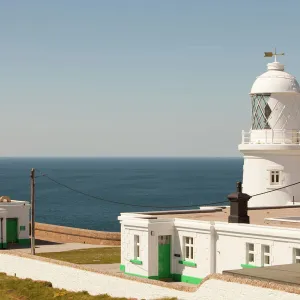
[[1, 0, 300, 157]]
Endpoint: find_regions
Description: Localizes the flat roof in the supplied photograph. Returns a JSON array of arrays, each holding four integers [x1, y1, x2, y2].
[[0, 200, 30, 206], [137, 205, 300, 229], [223, 264, 300, 287]]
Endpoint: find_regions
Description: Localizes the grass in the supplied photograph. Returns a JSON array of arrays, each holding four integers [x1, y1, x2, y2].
[[37, 247, 121, 264], [0, 272, 177, 300], [0, 272, 127, 300]]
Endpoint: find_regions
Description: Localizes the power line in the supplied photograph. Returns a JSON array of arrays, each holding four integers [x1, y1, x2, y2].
[[35, 169, 300, 208], [251, 180, 300, 197], [35, 169, 228, 209]]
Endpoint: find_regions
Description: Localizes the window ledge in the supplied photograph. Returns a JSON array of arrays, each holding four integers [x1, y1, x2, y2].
[[266, 185, 284, 190], [179, 260, 197, 267], [241, 264, 258, 269], [130, 259, 143, 265]]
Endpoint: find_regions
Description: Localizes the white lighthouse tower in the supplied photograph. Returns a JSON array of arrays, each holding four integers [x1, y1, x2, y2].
[[239, 50, 300, 207]]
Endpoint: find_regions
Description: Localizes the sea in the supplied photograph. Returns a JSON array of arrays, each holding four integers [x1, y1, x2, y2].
[[0, 158, 243, 232]]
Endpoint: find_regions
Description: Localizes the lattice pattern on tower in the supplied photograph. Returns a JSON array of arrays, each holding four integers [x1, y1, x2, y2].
[[251, 94, 272, 129]]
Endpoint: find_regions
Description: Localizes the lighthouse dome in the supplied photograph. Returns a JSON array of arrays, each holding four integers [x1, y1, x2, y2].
[[251, 62, 300, 94]]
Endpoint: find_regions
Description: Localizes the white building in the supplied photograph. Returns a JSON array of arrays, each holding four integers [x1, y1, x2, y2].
[[118, 53, 300, 285], [239, 54, 300, 207], [118, 206, 300, 284], [0, 196, 30, 249]]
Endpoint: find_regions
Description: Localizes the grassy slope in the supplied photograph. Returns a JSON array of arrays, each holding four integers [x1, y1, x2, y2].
[[0, 273, 176, 300], [0, 272, 127, 300], [38, 247, 120, 264]]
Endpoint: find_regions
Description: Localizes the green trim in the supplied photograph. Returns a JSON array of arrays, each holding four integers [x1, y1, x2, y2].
[[179, 260, 197, 267], [18, 239, 31, 246], [172, 274, 202, 284], [241, 264, 258, 269], [120, 264, 125, 272], [124, 272, 159, 280], [1, 239, 30, 247], [130, 259, 143, 265], [123, 271, 202, 284], [1, 242, 7, 249], [125, 272, 147, 279]]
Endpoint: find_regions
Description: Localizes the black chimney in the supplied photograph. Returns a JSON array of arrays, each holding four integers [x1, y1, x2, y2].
[[228, 182, 251, 224]]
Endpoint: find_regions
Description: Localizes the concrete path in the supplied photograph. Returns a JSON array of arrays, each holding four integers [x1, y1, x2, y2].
[[8, 240, 119, 254]]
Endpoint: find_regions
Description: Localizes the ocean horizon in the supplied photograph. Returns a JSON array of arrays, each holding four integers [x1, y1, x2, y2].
[[0, 157, 243, 232]]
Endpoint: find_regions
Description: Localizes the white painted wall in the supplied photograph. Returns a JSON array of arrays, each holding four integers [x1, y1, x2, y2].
[[241, 153, 300, 206], [0, 202, 30, 240], [0, 209, 7, 247], [215, 222, 300, 272], [120, 217, 175, 278], [0, 253, 299, 300], [120, 217, 300, 282], [173, 220, 211, 280], [120, 218, 150, 277]]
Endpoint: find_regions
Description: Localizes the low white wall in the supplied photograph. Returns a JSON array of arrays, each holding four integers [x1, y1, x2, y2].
[[0, 253, 299, 300]]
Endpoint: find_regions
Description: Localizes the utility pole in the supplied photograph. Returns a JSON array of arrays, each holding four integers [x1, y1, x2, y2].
[[30, 168, 35, 255]]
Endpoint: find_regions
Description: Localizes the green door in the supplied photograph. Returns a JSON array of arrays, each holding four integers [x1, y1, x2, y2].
[[158, 235, 171, 279], [6, 218, 18, 243]]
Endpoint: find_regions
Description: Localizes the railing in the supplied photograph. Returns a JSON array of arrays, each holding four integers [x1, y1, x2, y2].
[[242, 130, 300, 145]]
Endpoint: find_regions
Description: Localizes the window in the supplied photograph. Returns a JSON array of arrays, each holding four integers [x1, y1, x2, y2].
[[270, 170, 280, 185], [184, 237, 194, 261], [294, 248, 300, 263], [247, 243, 255, 264], [262, 245, 270, 266], [159, 235, 170, 245], [134, 235, 140, 260], [251, 94, 272, 130]]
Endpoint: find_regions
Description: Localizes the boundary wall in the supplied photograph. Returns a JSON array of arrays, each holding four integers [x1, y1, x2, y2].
[[0, 252, 299, 300]]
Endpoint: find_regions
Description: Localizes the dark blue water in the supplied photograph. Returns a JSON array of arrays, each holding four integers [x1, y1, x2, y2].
[[0, 158, 242, 232]]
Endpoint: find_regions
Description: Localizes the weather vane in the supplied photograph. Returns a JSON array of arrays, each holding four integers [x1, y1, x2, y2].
[[264, 48, 284, 62]]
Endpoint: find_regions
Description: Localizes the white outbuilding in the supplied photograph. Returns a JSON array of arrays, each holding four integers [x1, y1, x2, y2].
[[0, 196, 30, 249]]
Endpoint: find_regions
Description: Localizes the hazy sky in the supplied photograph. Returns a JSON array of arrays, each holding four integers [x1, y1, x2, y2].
[[1, 1, 299, 157]]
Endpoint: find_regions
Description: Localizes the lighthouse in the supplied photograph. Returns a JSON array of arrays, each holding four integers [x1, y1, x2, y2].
[[239, 50, 300, 207]]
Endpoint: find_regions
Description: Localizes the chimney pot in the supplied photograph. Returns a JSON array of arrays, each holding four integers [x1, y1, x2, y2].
[[228, 182, 251, 224]]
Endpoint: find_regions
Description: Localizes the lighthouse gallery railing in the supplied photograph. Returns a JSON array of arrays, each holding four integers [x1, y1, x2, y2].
[[242, 130, 300, 145]]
